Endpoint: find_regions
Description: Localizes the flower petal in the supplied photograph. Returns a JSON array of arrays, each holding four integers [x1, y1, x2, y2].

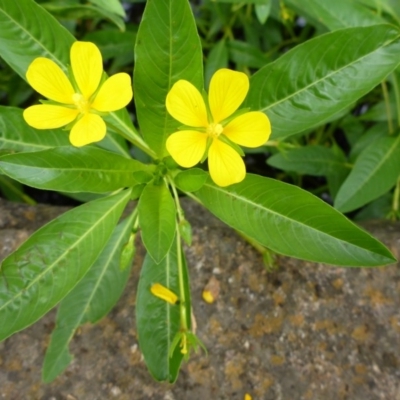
[[69, 113, 106, 147], [150, 283, 179, 304], [91, 73, 133, 112], [26, 58, 75, 104], [23, 105, 79, 129], [166, 130, 207, 168], [208, 139, 245, 187], [223, 111, 271, 147], [166, 80, 208, 127], [209, 69, 249, 123], [71, 41, 103, 99]]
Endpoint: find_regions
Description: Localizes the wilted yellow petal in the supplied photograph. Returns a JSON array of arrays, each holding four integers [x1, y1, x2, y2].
[[23, 105, 79, 129], [166, 130, 207, 168], [150, 283, 178, 304], [91, 73, 133, 112], [26, 58, 75, 104], [208, 139, 245, 187], [223, 111, 271, 147], [69, 113, 106, 147], [166, 80, 208, 127], [209, 69, 249, 123], [202, 290, 214, 304], [71, 41, 103, 99]]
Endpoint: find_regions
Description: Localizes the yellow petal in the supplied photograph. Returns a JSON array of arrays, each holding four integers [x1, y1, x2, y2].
[[202, 290, 215, 304], [26, 58, 75, 104], [209, 69, 249, 123], [69, 113, 106, 147], [71, 41, 103, 99], [91, 73, 133, 112], [208, 139, 245, 187], [166, 80, 208, 127], [166, 130, 207, 168], [23, 105, 79, 129], [150, 283, 178, 304], [223, 111, 271, 147]]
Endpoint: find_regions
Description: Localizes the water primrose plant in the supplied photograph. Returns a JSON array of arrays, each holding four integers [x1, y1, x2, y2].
[[0, 0, 399, 384]]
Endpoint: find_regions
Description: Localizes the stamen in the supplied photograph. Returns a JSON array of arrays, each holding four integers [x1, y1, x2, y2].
[[206, 123, 223, 138], [72, 93, 89, 113]]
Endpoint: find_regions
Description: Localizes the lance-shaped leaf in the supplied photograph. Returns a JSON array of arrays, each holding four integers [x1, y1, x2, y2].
[[136, 238, 191, 382], [138, 183, 176, 263], [245, 25, 400, 140], [286, 0, 386, 31], [0, 147, 154, 193], [42, 211, 136, 383], [0, 107, 70, 152], [335, 135, 400, 213], [134, 0, 203, 157], [0, 0, 144, 153], [0, 189, 131, 341], [267, 145, 349, 176], [195, 174, 395, 267]]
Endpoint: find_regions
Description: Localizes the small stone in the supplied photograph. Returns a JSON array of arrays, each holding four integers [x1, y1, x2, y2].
[[110, 386, 122, 396]]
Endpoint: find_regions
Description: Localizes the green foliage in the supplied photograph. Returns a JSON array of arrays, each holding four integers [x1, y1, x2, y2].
[[134, 0, 203, 157], [0, 189, 131, 341], [0, 0, 399, 385], [0, 147, 154, 193], [136, 238, 191, 383], [42, 211, 136, 382], [195, 174, 395, 267]]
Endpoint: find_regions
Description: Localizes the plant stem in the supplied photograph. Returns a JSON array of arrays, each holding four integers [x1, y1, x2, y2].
[[381, 80, 394, 134]]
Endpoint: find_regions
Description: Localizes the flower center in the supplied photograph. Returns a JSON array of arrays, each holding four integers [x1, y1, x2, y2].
[[206, 123, 223, 138], [72, 93, 90, 114]]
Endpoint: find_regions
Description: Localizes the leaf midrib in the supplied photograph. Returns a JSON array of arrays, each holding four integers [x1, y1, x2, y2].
[[45, 214, 133, 376], [204, 182, 379, 254], [259, 27, 399, 113], [337, 136, 400, 208], [0, 1, 72, 72], [0, 190, 129, 314]]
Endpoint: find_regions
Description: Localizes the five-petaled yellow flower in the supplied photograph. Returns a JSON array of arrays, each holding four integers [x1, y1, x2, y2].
[[166, 69, 271, 187], [23, 41, 133, 147]]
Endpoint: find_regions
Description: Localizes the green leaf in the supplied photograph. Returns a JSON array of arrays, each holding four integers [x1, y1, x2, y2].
[[349, 123, 388, 161], [174, 168, 208, 192], [0, 0, 145, 155], [255, 1, 272, 25], [136, 238, 191, 382], [0, 189, 131, 341], [83, 30, 136, 60], [41, 2, 125, 31], [195, 174, 395, 267], [134, 0, 203, 157], [267, 145, 349, 176], [228, 40, 270, 69], [286, 0, 386, 31], [0, 175, 36, 204], [0, 0, 73, 76], [335, 135, 400, 213], [0, 147, 154, 193], [42, 211, 135, 383], [354, 193, 393, 221], [89, 0, 126, 18], [246, 25, 400, 140], [205, 39, 228, 90], [138, 183, 177, 263]]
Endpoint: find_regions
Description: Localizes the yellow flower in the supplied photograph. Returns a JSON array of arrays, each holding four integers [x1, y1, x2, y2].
[[23, 41, 133, 147], [150, 283, 179, 305], [166, 69, 271, 187]]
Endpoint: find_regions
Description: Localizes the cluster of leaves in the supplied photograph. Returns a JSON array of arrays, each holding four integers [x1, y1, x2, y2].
[[0, 0, 399, 383]]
